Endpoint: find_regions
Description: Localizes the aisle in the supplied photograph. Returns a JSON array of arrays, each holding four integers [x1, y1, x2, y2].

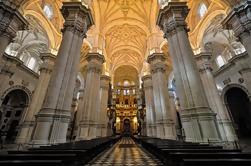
[[87, 137, 163, 166]]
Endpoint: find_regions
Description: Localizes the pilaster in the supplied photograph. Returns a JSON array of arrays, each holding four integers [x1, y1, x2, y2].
[[96, 75, 111, 137], [142, 75, 156, 137], [157, 2, 221, 143], [31, 2, 94, 145], [16, 53, 55, 144], [195, 52, 237, 145], [147, 53, 176, 139], [77, 53, 105, 140]]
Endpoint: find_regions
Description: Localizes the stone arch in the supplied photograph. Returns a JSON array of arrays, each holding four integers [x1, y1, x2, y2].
[[0, 85, 32, 106], [0, 88, 30, 143], [195, 10, 227, 49], [221, 84, 251, 104], [23, 10, 58, 51]]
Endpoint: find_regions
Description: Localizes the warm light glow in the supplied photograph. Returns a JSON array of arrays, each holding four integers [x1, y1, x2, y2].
[[133, 117, 137, 123], [116, 117, 120, 123]]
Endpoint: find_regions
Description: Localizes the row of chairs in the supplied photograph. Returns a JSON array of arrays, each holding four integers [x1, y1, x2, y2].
[[0, 136, 121, 166], [133, 136, 251, 166]]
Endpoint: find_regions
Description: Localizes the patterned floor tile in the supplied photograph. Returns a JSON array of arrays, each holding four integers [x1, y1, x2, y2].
[[86, 137, 163, 166]]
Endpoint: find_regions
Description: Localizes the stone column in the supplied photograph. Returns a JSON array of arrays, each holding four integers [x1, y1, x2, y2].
[[16, 53, 55, 144], [196, 52, 237, 144], [223, 1, 251, 95], [31, 2, 93, 145], [0, 0, 28, 58], [142, 75, 156, 137], [147, 53, 176, 139], [77, 53, 105, 140], [157, 2, 220, 143], [96, 75, 111, 137]]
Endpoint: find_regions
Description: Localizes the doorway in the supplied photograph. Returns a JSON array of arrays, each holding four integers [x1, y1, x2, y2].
[[0, 89, 29, 144], [225, 87, 251, 138], [123, 119, 131, 136]]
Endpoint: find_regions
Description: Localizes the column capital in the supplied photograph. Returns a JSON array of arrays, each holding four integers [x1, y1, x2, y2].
[[41, 52, 56, 62], [142, 75, 153, 89], [100, 75, 111, 90], [147, 53, 168, 74], [195, 52, 213, 73], [86, 53, 105, 73], [87, 53, 105, 63], [223, 0, 251, 41], [147, 53, 166, 64], [39, 53, 56, 73], [0, 0, 28, 40], [61, 2, 94, 38], [157, 1, 189, 38]]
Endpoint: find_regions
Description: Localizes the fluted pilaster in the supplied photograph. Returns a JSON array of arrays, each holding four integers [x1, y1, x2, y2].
[[96, 75, 111, 137], [16, 53, 55, 144], [142, 75, 156, 137], [77, 53, 105, 140], [157, 2, 220, 143], [196, 52, 237, 145], [147, 53, 176, 139], [31, 2, 93, 145]]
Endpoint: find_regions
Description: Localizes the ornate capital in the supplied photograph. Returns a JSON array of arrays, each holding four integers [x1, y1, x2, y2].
[[0, 0, 28, 40], [61, 2, 94, 38], [100, 75, 111, 90], [147, 53, 166, 64], [195, 52, 213, 73], [147, 53, 168, 74], [223, 1, 251, 41], [39, 53, 56, 73], [157, 2, 189, 38], [142, 75, 153, 89], [86, 53, 105, 74]]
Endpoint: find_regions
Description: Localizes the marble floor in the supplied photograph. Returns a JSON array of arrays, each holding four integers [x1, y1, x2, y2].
[[86, 137, 163, 166]]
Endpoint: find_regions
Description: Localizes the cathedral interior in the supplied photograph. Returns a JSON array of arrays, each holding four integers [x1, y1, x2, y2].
[[1, 0, 251, 165]]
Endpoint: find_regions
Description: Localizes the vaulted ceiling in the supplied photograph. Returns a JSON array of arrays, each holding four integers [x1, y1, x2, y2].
[[19, 0, 233, 80]]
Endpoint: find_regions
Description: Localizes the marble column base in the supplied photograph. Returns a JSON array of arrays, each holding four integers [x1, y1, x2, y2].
[[156, 119, 176, 139], [31, 109, 71, 145], [96, 123, 107, 137], [181, 107, 221, 143], [16, 121, 35, 144], [77, 120, 97, 140], [146, 125, 153, 137], [218, 119, 237, 142], [146, 124, 157, 137]]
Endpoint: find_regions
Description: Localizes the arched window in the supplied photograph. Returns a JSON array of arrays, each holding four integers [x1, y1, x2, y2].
[[216, 55, 225, 68], [198, 3, 207, 18], [43, 4, 53, 19], [123, 80, 130, 86], [27, 57, 36, 70]]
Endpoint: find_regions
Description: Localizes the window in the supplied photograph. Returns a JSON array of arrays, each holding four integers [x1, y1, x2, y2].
[[27, 57, 36, 70], [43, 4, 53, 19], [198, 3, 207, 18], [216, 55, 225, 68], [234, 47, 246, 55], [123, 80, 130, 86]]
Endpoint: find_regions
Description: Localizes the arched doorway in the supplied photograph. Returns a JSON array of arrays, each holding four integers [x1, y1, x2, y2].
[[0, 89, 29, 144], [123, 119, 131, 136], [225, 87, 251, 138]]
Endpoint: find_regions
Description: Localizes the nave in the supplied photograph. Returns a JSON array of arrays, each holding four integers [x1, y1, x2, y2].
[[87, 137, 163, 166]]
